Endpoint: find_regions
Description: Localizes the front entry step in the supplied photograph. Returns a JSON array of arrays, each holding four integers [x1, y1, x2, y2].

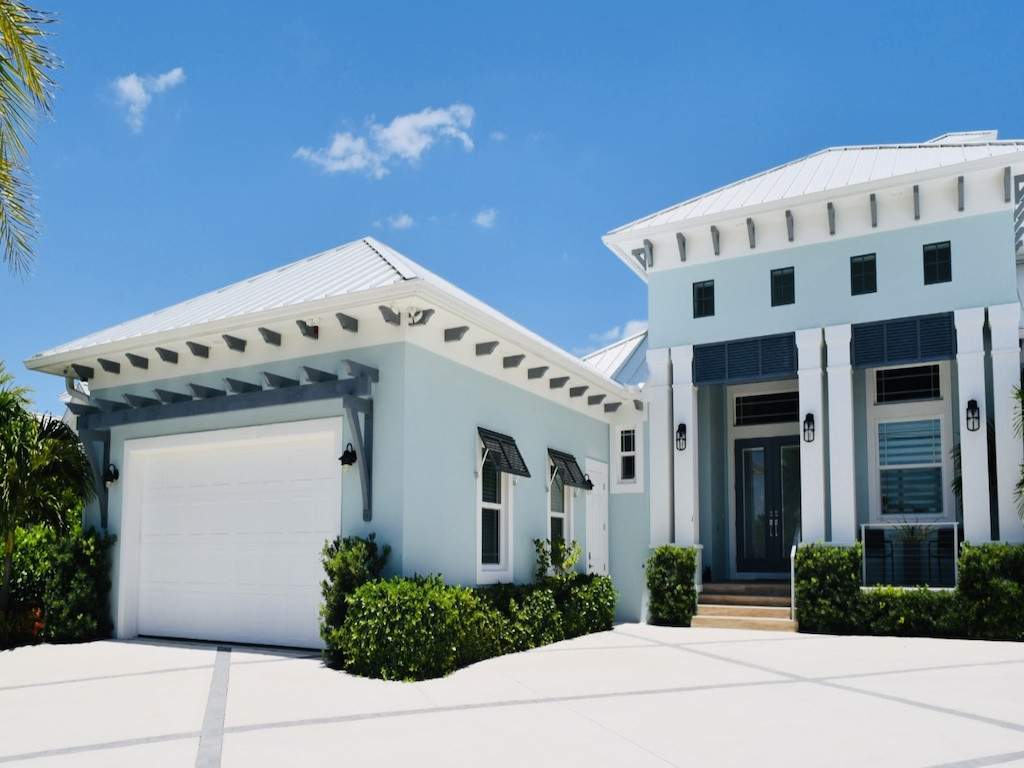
[[694, 581, 797, 632]]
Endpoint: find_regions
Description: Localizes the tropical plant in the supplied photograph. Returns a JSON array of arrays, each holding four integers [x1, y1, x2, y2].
[[0, 361, 95, 634], [0, 1, 58, 273]]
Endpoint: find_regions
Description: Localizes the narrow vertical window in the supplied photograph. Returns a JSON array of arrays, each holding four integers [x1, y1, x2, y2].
[[549, 462, 568, 547], [923, 241, 952, 285], [480, 451, 503, 566], [770, 267, 795, 306], [850, 253, 877, 295], [693, 280, 715, 318], [619, 428, 636, 482]]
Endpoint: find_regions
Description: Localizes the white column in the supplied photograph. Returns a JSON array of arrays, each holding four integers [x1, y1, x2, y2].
[[797, 328, 826, 543], [955, 307, 992, 542], [825, 324, 856, 543], [988, 303, 1023, 542], [645, 347, 673, 547], [671, 345, 698, 547]]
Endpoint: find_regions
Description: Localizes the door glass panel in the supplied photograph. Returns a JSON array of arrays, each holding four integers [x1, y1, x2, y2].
[[741, 448, 767, 560], [780, 445, 802, 550]]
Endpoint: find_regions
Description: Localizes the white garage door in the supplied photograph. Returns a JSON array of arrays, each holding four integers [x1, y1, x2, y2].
[[126, 419, 342, 648]]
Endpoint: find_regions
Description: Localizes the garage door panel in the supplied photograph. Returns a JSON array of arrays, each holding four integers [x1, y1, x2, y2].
[[130, 421, 341, 648]]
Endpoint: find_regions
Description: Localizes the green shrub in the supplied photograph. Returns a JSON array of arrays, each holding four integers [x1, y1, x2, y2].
[[860, 586, 959, 638], [793, 543, 863, 634], [645, 545, 697, 626], [559, 574, 616, 638], [957, 543, 1024, 641], [319, 533, 390, 667], [333, 576, 504, 681], [504, 588, 563, 651], [5, 524, 115, 646]]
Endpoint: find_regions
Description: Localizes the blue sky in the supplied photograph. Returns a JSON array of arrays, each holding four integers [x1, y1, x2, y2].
[[2, 0, 1023, 407]]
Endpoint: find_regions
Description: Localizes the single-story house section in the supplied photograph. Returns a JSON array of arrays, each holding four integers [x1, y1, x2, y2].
[[603, 129, 1024, 591], [26, 238, 649, 647], [29, 129, 1024, 645]]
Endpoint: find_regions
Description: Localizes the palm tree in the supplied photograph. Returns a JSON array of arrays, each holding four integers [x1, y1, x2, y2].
[[0, 362, 95, 623], [0, 2, 57, 274]]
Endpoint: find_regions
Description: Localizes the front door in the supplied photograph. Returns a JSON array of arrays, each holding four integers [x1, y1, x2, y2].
[[735, 436, 801, 573]]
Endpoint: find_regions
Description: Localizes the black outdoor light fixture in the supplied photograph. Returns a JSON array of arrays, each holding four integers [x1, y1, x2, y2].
[[102, 463, 119, 487], [966, 399, 981, 432], [803, 413, 815, 443], [339, 443, 358, 466], [675, 423, 687, 451], [582, 474, 594, 491]]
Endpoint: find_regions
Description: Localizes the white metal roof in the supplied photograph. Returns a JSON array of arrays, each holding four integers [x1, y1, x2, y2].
[[36, 239, 411, 358], [608, 131, 1024, 236], [582, 330, 648, 387]]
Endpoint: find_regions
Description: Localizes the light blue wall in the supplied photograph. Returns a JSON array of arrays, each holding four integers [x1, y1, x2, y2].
[[648, 212, 1018, 349], [607, 424, 650, 622]]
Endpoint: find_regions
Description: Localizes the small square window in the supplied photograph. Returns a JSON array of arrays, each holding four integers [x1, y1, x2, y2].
[[923, 241, 952, 285], [770, 267, 794, 307], [693, 280, 714, 318], [850, 254, 877, 296], [620, 429, 635, 454]]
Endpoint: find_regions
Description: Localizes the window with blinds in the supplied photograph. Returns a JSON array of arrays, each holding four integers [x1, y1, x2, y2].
[[878, 419, 943, 516]]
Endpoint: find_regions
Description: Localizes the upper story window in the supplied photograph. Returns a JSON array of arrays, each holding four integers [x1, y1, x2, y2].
[[770, 267, 795, 307], [693, 280, 715, 318], [611, 424, 644, 495], [923, 241, 952, 285], [876, 365, 941, 404], [851, 254, 877, 296]]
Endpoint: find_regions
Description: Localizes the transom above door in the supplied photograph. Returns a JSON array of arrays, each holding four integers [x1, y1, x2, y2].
[[734, 436, 801, 573]]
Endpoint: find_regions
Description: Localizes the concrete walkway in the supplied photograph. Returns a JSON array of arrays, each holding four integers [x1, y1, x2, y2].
[[2, 623, 1024, 767]]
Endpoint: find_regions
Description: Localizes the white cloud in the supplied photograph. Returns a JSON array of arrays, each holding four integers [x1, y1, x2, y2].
[[113, 66, 185, 132], [295, 103, 475, 179], [576, 320, 648, 355], [387, 213, 414, 229], [473, 208, 497, 229], [489, 130, 507, 141]]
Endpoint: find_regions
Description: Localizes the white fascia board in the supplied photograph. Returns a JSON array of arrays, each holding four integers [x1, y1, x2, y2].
[[600, 235, 649, 283], [24, 281, 423, 376], [603, 150, 1024, 246], [413, 280, 635, 404]]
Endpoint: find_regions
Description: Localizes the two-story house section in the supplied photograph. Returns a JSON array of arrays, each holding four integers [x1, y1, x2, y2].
[[603, 130, 1024, 583]]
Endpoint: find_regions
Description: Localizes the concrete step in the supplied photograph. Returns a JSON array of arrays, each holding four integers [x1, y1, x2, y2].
[[696, 604, 791, 619], [690, 615, 798, 632], [698, 593, 791, 608], [700, 581, 791, 597]]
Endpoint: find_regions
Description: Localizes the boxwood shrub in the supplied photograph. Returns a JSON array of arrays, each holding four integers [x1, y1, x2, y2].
[[794, 541, 1024, 641], [321, 536, 617, 680], [644, 545, 698, 626], [3, 524, 115, 648]]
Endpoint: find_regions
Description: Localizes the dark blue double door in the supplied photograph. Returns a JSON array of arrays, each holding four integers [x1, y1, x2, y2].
[[734, 436, 802, 573]]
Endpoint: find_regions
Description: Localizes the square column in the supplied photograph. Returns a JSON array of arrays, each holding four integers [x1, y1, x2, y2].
[[670, 345, 698, 547], [955, 307, 992, 542], [825, 324, 856, 543], [988, 303, 1022, 542], [645, 347, 674, 546], [796, 328, 826, 543]]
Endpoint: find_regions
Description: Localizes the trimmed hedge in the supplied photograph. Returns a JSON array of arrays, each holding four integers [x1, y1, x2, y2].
[[645, 545, 698, 626], [3, 524, 115, 648], [321, 536, 617, 680], [319, 533, 390, 667], [794, 542, 1024, 641]]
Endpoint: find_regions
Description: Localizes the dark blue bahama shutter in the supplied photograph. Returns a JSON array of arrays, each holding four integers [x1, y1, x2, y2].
[[694, 333, 797, 385], [478, 428, 531, 478], [851, 312, 955, 368], [548, 449, 588, 489]]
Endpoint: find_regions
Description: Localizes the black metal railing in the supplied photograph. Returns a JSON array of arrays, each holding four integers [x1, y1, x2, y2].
[[860, 522, 959, 588]]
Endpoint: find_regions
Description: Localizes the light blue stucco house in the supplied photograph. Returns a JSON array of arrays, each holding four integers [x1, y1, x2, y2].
[[25, 129, 1024, 645]]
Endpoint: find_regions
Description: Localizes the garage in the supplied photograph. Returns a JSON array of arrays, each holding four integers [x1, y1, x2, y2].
[[118, 419, 343, 648]]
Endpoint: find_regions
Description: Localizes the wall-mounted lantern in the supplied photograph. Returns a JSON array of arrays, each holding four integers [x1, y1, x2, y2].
[[582, 474, 594, 491], [966, 399, 981, 432], [339, 443, 358, 466], [102, 463, 119, 487], [675, 423, 687, 451], [802, 413, 815, 443]]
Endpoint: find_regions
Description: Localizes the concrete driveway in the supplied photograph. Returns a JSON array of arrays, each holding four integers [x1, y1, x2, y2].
[[2, 623, 1024, 767]]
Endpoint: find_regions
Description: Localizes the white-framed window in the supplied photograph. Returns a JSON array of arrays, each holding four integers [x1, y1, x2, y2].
[[477, 446, 513, 583], [867, 362, 954, 522], [611, 423, 644, 494], [548, 460, 573, 547]]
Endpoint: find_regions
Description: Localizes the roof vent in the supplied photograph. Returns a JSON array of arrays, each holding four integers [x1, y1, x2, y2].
[[924, 130, 998, 145]]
